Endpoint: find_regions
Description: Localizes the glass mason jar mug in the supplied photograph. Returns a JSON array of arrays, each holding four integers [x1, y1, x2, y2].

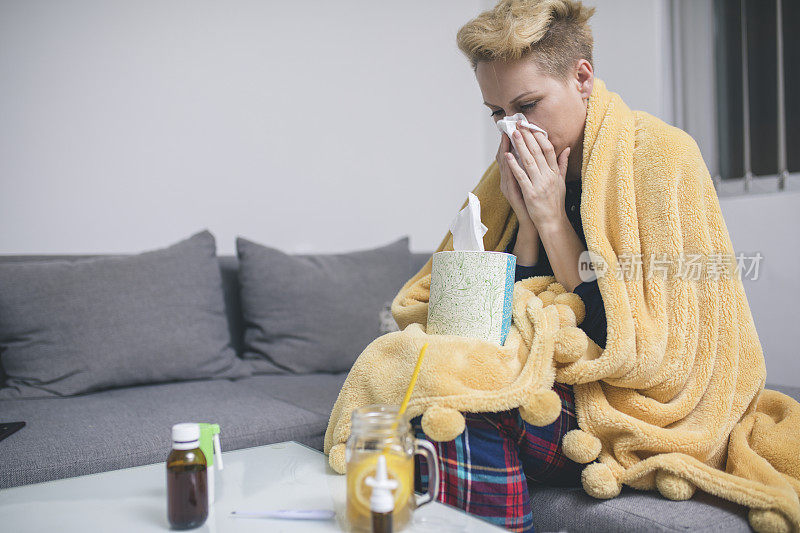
[[345, 405, 439, 532]]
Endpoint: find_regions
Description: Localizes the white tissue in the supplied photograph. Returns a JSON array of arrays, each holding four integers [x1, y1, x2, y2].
[[449, 192, 488, 252], [496, 113, 548, 162]]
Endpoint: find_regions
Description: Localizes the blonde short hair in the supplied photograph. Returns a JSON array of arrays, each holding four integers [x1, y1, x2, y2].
[[456, 0, 596, 81]]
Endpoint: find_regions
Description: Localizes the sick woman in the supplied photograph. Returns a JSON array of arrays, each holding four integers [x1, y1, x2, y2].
[[328, 1, 794, 530], [409, 1, 609, 530]]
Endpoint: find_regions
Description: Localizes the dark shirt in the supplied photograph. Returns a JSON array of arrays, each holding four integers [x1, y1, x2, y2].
[[503, 179, 607, 349]]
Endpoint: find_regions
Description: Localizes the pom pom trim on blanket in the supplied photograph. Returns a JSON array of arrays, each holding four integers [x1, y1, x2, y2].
[[326, 77, 800, 532]]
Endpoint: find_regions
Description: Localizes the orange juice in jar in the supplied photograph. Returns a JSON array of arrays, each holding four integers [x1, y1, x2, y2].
[[345, 405, 438, 532]]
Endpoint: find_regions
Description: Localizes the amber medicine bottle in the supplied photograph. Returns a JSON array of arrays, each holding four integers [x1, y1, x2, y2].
[[166, 423, 208, 530]]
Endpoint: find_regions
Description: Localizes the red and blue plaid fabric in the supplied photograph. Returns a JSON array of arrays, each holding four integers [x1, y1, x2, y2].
[[410, 381, 582, 532]]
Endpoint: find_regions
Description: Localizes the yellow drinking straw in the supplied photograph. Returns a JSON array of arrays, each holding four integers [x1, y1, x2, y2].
[[383, 342, 428, 456]]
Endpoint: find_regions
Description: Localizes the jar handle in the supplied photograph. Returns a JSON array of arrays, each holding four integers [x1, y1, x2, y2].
[[413, 438, 439, 507]]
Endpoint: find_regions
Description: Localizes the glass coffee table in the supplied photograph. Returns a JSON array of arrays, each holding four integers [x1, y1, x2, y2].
[[0, 440, 504, 532]]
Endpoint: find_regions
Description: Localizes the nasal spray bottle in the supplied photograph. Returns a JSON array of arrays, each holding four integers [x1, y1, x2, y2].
[[365, 454, 398, 533], [197, 423, 224, 509]]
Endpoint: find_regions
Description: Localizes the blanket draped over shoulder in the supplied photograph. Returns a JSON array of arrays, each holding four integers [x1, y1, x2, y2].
[[324, 78, 800, 533]]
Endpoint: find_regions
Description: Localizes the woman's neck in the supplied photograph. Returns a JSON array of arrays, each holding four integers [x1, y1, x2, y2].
[[565, 134, 584, 182]]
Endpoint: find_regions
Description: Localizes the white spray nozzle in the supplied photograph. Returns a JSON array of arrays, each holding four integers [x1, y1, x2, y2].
[[213, 433, 224, 471], [365, 454, 398, 514]]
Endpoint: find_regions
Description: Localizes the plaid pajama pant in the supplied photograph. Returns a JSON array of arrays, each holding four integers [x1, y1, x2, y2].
[[410, 382, 582, 533]]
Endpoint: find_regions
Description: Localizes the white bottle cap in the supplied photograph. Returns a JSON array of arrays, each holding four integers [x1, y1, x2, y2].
[[172, 423, 200, 449], [365, 454, 398, 514]]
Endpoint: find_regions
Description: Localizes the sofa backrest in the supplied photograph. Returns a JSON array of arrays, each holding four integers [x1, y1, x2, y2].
[[218, 253, 431, 353], [0, 252, 433, 358]]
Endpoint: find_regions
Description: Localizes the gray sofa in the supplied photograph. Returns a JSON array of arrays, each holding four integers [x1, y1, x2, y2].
[[1, 251, 797, 533]]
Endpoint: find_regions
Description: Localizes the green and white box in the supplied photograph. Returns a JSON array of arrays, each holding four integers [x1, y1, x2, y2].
[[427, 250, 516, 346]]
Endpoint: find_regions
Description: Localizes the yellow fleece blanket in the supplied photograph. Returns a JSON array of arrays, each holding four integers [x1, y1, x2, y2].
[[324, 78, 800, 532]]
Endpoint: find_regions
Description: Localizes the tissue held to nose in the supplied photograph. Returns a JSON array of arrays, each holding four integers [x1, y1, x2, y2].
[[449, 193, 488, 252], [496, 113, 548, 162]]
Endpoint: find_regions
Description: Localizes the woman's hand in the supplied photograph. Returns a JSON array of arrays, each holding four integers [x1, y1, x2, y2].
[[496, 130, 534, 229], [505, 123, 571, 232]]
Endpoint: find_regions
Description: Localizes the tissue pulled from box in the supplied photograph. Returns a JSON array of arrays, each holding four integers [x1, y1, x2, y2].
[[449, 192, 488, 252], [496, 113, 548, 163]]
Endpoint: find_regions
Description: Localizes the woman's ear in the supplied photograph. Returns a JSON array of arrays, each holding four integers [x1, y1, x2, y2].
[[574, 59, 593, 100]]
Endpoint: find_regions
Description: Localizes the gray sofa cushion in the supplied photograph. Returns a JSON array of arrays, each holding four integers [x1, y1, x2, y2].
[[530, 485, 751, 532], [0, 231, 250, 399], [238, 373, 347, 416], [236, 236, 412, 374], [0, 374, 339, 489]]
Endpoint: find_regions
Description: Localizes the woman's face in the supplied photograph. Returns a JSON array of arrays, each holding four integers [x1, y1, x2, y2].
[[476, 57, 593, 176]]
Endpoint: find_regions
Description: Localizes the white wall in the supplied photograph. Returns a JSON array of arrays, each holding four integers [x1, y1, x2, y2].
[[1, 0, 674, 257], [0, 0, 488, 255], [719, 191, 800, 388]]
